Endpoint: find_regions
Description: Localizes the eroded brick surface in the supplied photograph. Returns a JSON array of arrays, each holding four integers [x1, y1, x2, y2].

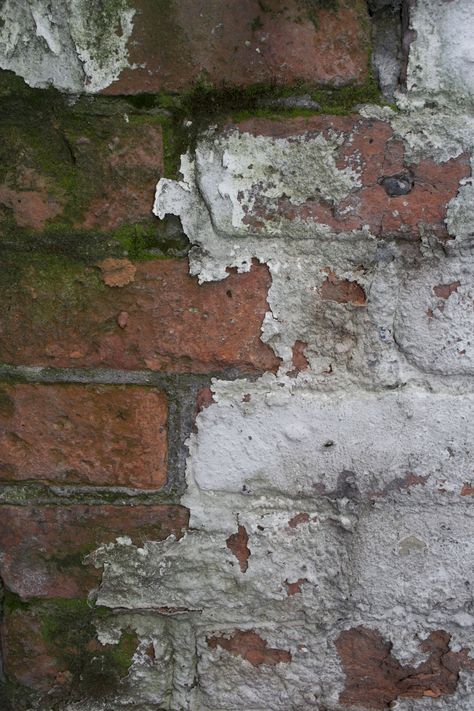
[[226, 525, 250, 573], [0, 384, 168, 489], [0, 259, 279, 374], [104, 0, 370, 94], [0, 504, 189, 599], [336, 626, 474, 709], [0, 112, 163, 235], [229, 116, 470, 239], [1, 600, 139, 697], [1, 1, 474, 709], [207, 630, 291, 667], [320, 270, 366, 305]]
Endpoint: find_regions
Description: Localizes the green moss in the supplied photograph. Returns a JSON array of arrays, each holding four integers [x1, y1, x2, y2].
[[0, 21, 385, 263], [38, 599, 138, 699], [114, 219, 190, 260], [110, 631, 140, 675], [311, 74, 383, 114], [251, 16, 264, 31], [301, 0, 339, 27], [0, 251, 106, 335], [3, 590, 30, 613], [46, 544, 97, 572], [2, 595, 141, 707]]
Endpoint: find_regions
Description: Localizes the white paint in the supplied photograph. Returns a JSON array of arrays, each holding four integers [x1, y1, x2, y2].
[[7, 1, 473, 708], [0, 0, 135, 93], [197, 130, 360, 236], [185, 388, 474, 511], [407, 0, 474, 102]]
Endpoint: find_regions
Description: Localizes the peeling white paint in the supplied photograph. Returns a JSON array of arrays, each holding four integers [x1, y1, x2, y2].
[[7, 1, 472, 708], [197, 130, 360, 236], [0, 0, 135, 93], [407, 0, 474, 104], [139, 9, 474, 697]]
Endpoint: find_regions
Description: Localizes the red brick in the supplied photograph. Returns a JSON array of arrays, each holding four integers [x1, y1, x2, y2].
[[207, 630, 291, 667], [0, 384, 167, 489], [226, 525, 250, 573], [289, 341, 309, 375], [79, 123, 163, 232], [335, 626, 474, 709], [320, 270, 366, 305], [104, 0, 369, 94], [196, 386, 215, 414], [0, 258, 280, 373], [0, 183, 62, 231], [0, 115, 162, 234], [233, 116, 470, 240], [287, 512, 310, 528], [1, 599, 139, 697], [433, 281, 461, 299], [0, 504, 189, 599], [284, 578, 307, 596]]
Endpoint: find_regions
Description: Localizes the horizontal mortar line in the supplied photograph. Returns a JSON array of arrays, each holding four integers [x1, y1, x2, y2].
[[100, 607, 203, 616], [0, 364, 249, 386], [3, 365, 474, 398], [0, 490, 185, 506]]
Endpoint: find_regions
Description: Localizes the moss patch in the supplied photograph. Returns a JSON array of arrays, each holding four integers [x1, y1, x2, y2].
[[3, 595, 139, 707]]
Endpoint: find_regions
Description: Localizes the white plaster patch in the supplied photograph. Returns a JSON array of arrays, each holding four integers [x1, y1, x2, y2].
[[195, 129, 360, 237], [352, 505, 474, 618], [407, 0, 474, 102], [394, 257, 474, 375], [184, 388, 474, 518], [0, 0, 135, 93]]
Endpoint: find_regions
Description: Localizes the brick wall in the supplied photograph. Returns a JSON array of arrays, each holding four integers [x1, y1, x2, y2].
[[1, 1, 474, 709]]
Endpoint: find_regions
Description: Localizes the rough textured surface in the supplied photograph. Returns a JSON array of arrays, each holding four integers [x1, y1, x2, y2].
[[336, 627, 474, 709], [0, 98, 164, 237], [2, 1, 474, 710], [0, 504, 189, 599], [0, 384, 168, 488], [0, 259, 279, 374], [0, 0, 370, 94], [0, 0, 135, 93], [173, 116, 469, 241], [2, 599, 141, 702]]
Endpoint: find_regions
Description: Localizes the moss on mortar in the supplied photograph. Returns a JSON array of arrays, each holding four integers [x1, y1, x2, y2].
[[0, 33, 386, 261]]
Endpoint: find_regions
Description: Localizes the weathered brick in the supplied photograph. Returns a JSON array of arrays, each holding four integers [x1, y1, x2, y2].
[[79, 123, 164, 232], [0, 258, 279, 373], [336, 626, 474, 709], [320, 270, 366, 305], [394, 260, 474, 375], [104, 0, 370, 94], [1, 599, 138, 698], [0, 504, 189, 599], [226, 525, 250, 573], [221, 116, 470, 239], [0, 106, 163, 234], [207, 630, 291, 667], [0, 384, 168, 489]]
